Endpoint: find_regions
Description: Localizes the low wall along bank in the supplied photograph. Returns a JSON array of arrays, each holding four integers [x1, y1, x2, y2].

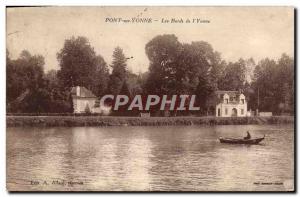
[[6, 116, 294, 127]]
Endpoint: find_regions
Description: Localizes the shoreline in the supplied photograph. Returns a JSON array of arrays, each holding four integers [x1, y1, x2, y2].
[[6, 116, 294, 127]]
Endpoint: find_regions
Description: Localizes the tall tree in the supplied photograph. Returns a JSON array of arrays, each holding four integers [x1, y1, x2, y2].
[[145, 35, 224, 114], [144, 34, 182, 95], [218, 59, 247, 91], [126, 71, 144, 96], [249, 54, 294, 114], [277, 54, 294, 113], [94, 55, 109, 97], [57, 36, 108, 96], [107, 47, 128, 95], [183, 42, 224, 111], [116, 81, 131, 116]]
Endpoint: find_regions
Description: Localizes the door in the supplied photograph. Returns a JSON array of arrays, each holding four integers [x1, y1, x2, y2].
[[232, 108, 237, 117]]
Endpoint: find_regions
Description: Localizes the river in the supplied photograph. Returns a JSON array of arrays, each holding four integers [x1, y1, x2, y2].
[[7, 124, 294, 191]]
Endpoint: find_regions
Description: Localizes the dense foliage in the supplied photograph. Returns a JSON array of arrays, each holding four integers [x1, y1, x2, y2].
[[6, 35, 294, 115]]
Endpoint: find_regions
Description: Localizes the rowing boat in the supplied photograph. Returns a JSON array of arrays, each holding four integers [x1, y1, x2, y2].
[[219, 135, 265, 145]]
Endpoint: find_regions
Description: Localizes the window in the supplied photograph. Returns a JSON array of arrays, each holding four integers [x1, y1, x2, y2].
[[94, 100, 100, 107], [241, 109, 244, 115], [241, 99, 245, 104], [225, 99, 228, 104], [225, 108, 228, 115]]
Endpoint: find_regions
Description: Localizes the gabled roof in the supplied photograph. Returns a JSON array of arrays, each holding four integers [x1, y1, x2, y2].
[[215, 90, 240, 97], [71, 86, 97, 98], [207, 90, 245, 105]]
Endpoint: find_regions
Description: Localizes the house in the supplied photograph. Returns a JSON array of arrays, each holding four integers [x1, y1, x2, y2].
[[71, 86, 99, 113], [214, 90, 247, 117], [71, 86, 111, 114]]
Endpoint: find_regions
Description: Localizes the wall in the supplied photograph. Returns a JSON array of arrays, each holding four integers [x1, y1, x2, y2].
[[259, 112, 273, 117], [6, 116, 294, 127], [73, 98, 97, 113], [216, 103, 247, 117]]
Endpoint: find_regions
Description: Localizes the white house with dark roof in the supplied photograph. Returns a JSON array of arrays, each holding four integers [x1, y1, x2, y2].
[[215, 90, 247, 117], [71, 86, 111, 114], [71, 86, 99, 113]]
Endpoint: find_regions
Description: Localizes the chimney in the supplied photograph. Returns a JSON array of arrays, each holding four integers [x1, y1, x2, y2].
[[76, 86, 80, 96]]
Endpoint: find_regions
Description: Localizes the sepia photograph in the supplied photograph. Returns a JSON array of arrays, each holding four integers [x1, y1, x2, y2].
[[6, 6, 295, 192]]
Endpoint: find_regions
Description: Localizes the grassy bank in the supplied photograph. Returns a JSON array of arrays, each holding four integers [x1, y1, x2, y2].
[[6, 115, 294, 127]]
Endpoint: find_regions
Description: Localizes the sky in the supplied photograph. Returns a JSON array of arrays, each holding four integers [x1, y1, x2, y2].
[[6, 6, 294, 73]]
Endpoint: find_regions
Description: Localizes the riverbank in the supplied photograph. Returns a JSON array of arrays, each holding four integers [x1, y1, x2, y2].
[[6, 115, 294, 127]]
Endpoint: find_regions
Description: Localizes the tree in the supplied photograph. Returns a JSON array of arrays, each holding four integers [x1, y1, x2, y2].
[[115, 81, 132, 116], [182, 42, 223, 112], [7, 50, 48, 112], [277, 54, 294, 114], [45, 69, 59, 87], [57, 36, 109, 96], [7, 50, 74, 113], [145, 35, 223, 95], [44, 70, 73, 113], [249, 54, 294, 114], [245, 58, 256, 83], [218, 59, 247, 91], [126, 71, 143, 96], [94, 55, 109, 97], [144, 35, 182, 95], [144, 35, 224, 115], [249, 58, 277, 112], [107, 47, 128, 95]]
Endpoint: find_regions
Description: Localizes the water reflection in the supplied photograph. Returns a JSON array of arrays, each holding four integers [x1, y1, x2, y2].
[[7, 125, 294, 191]]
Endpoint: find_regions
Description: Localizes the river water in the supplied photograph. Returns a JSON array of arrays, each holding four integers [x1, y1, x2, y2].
[[7, 124, 294, 191]]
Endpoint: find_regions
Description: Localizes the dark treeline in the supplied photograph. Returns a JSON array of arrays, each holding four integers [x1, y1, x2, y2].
[[6, 34, 294, 115]]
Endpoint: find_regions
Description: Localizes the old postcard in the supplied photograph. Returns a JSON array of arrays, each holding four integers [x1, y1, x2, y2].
[[6, 6, 295, 192]]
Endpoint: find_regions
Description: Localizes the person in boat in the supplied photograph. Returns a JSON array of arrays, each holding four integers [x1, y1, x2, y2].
[[244, 131, 251, 140]]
